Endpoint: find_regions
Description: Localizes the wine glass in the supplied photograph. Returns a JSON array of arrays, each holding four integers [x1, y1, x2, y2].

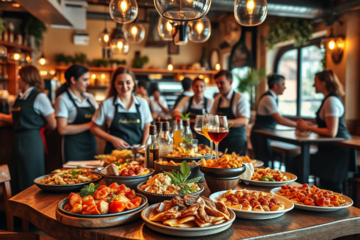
[[195, 115, 214, 159], [208, 115, 229, 159]]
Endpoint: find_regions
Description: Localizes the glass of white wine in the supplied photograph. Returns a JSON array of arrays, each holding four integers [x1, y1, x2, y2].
[[195, 115, 213, 159]]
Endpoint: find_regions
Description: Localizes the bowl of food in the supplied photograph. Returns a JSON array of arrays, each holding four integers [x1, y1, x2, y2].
[[95, 149, 137, 166], [137, 162, 204, 203], [162, 145, 212, 162], [154, 160, 204, 183], [199, 154, 247, 178], [240, 167, 297, 187], [100, 162, 155, 189]]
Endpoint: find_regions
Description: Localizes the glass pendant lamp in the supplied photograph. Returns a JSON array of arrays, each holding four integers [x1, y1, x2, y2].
[[188, 16, 211, 43], [109, 0, 138, 24], [158, 17, 177, 41], [110, 24, 130, 55], [8, 48, 25, 64], [38, 52, 49, 66], [98, 5, 111, 48], [234, 0, 267, 26], [124, 22, 145, 43]]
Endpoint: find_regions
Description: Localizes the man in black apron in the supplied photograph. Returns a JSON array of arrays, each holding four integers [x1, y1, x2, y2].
[[104, 97, 143, 154], [63, 90, 97, 161], [173, 77, 193, 110], [211, 70, 250, 155], [251, 74, 296, 163]]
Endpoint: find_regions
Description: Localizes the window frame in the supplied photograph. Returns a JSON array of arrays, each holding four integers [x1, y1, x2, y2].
[[273, 37, 324, 118]]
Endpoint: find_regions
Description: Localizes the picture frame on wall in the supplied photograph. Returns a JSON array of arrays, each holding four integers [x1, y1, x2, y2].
[[168, 41, 179, 55]]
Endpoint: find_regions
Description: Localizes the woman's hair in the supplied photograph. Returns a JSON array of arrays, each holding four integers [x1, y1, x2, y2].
[[106, 66, 136, 98], [56, 64, 89, 97], [315, 70, 345, 96], [192, 77, 205, 86], [18, 65, 44, 92]]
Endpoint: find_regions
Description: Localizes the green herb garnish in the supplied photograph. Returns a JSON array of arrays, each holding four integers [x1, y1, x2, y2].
[[180, 113, 191, 120], [79, 183, 100, 197], [163, 161, 202, 194]]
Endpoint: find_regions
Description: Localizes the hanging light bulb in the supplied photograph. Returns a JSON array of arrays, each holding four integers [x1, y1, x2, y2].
[[38, 52, 49, 66], [110, 24, 130, 55], [234, 0, 267, 26], [109, 0, 138, 24], [167, 56, 173, 71], [158, 17, 178, 41], [215, 63, 221, 71], [8, 48, 25, 63], [154, 0, 211, 21], [124, 22, 145, 43], [0, 45, 7, 58], [188, 16, 211, 43], [98, 5, 111, 48], [25, 54, 32, 64]]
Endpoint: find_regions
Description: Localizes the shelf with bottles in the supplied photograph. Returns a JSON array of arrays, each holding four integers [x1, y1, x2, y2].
[[0, 40, 33, 52]]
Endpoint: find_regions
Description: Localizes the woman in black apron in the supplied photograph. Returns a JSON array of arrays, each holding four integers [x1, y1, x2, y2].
[[91, 67, 152, 154], [295, 70, 353, 193], [172, 78, 213, 145], [55, 65, 98, 162], [0, 65, 56, 193]]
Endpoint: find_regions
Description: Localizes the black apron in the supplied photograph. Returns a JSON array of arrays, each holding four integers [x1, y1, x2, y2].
[[186, 96, 210, 146], [173, 93, 186, 110], [11, 89, 46, 193], [104, 97, 143, 154], [310, 93, 352, 182], [216, 92, 247, 155], [251, 91, 278, 160], [63, 90, 97, 162]]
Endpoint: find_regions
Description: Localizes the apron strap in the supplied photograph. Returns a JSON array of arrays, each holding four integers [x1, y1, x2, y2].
[[204, 97, 208, 113], [40, 126, 48, 154], [186, 97, 193, 113]]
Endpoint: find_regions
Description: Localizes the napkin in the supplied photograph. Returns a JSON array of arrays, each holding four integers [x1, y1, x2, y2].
[[240, 163, 254, 180], [63, 160, 104, 169]]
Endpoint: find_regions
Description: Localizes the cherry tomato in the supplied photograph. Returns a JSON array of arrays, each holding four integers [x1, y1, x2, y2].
[[125, 190, 136, 200]]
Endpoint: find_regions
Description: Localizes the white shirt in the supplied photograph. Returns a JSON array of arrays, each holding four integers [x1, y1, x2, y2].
[[210, 89, 250, 119], [318, 96, 344, 121], [150, 95, 168, 117], [183, 91, 194, 97], [174, 96, 213, 114], [257, 90, 279, 116], [17, 87, 54, 117], [55, 90, 98, 124], [92, 95, 153, 130]]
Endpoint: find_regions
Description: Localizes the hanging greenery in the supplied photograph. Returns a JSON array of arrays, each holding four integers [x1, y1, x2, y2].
[[235, 68, 266, 94], [264, 17, 313, 49], [24, 16, 47, 51], [0, 18, 5, 36]]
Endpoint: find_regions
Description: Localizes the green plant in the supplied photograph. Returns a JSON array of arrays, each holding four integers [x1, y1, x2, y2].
[[54, 54, 66, 63], [180, 113, 190, 120], [132, 55, 149, 68], [235, 68, 266, 94], [64, 55, 75, 64], [163, 161, 201, 194], [91, 59, 108, 67], [74, 53, 87, 64], [0, 18, 5, 36], [109, 59, 126, 65], [263, 17, 313, 49], [24, 16, 47, 51]]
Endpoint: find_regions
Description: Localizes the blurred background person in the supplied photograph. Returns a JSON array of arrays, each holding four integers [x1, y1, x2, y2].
[[173, 77, 193, 109], [150, 84, 169, 118], [135, 80, 150, 105]]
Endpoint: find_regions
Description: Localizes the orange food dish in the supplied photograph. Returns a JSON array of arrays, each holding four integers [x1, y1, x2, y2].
[[200, 153, 254, 168], [64, 183, 142, 215], [277, 184, 347, 207]]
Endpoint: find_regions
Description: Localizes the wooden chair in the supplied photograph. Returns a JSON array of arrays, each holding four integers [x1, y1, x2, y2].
[[0, 231, 39, 240], [0, 164, 28, 232]]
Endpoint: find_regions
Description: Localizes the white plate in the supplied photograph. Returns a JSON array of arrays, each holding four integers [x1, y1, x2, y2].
[[240, 172, 297, 187], [271, 187, 353, 212], [209, 190, 294, 220], [141, 203, 236, 237], [253, 160, 264, 168]]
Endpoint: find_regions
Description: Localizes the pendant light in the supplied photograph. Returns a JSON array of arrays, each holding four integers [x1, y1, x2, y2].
[[8, 48, 25, 63], [154, 0, 211, 21], [38, 52, 49, 66], [98, 5, 111, 48], [188, 16, 211, 43], [321, 27, 345, 52], [0, 45, 7, 59], [124, 21, 145, 43], [158, 17, 177, 41], [172, 22, 188, 45], [167, 56, 173, 71], [234, 0, 267, 26], [109, 0, 138, 24], [110, 23, 130, 55]]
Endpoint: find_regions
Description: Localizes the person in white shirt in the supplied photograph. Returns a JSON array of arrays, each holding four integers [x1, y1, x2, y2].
[[173, 77, 214, 145], [173, 77, 193, 110], [55, 65, 98, 162], [150, 86, 169, 118], [250, 74, 296, 163], [0, 65, 56, 193], [295, 70, 353, 193], [91, 67, 153, 153], [210, 70, 250, 155]]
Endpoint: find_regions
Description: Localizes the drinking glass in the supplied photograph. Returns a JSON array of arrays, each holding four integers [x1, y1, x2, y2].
[[208, 115, 229, 159], [195, 115, 213, 159]]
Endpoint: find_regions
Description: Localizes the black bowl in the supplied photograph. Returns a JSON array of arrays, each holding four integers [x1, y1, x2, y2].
[[161, 155, 211, 162], [100, 169, 155, 190], [200, 165, 246, 178], [154, 161, 204, 183], [34, 172, 102, 193]]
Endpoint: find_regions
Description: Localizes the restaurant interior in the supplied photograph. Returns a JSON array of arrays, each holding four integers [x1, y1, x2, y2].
[[1, 0, 360, 239]]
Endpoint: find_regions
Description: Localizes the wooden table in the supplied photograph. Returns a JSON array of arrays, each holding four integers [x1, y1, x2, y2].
[[252, 130, 344, 183], [8, 181, 360, 240]]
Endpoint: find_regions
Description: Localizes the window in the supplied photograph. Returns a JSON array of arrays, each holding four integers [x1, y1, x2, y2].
[[276, 39, 324, 118]]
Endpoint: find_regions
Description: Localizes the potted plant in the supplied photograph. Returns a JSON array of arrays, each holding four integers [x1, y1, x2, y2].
[[74, 53, 87, 65], [24, 16, 47, 51], [132, 51, 149, 68], [91, 59, 108, 68], [64, 55, 75, 66], [55, 54, 67, 66]]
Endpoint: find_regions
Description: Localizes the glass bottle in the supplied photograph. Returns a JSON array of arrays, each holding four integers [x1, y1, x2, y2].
[[199, 46, 209, 69], [182, 119, 193, 148], [156, 120, 163, 137], [173, 117, 183, 147], [145, 125, 159, 168], [159, 121, 173, 157]]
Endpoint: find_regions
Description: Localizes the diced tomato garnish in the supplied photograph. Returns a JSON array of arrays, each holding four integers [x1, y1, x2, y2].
[[109, 201, 126, 213]]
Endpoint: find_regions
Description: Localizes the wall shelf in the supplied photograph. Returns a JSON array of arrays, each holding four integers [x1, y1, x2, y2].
[[0, 40, 33, 52]]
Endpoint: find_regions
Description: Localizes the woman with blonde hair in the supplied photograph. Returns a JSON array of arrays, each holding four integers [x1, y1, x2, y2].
[[294, 70, 352, 192], [0, 65, 56, 193], [91, 67, 152, 153]]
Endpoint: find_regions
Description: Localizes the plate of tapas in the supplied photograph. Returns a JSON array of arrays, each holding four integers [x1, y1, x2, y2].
[[58, 183, 148, 218], [141, 194, 236, 237], [271, 184, 353, 212], [34, 168, 102, 192], [240, 168, 297, 187], [209, 189, 294, 220], [161, 145, 212, 161]]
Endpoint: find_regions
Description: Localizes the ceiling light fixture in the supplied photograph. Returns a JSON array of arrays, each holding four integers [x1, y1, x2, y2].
[[124, 21, 145, 43], [98, 5, 111, 48], [109, 0, 138, 24], [38, 52, 49, 66], [158, 17, 178, 41], [234, 0, 267, 26], [188, 16, 211, 43], [321, 27, 345, 64], [8, 48, 25, 64], [167, 56, 173, 71], [110, 24, 130, 55]]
